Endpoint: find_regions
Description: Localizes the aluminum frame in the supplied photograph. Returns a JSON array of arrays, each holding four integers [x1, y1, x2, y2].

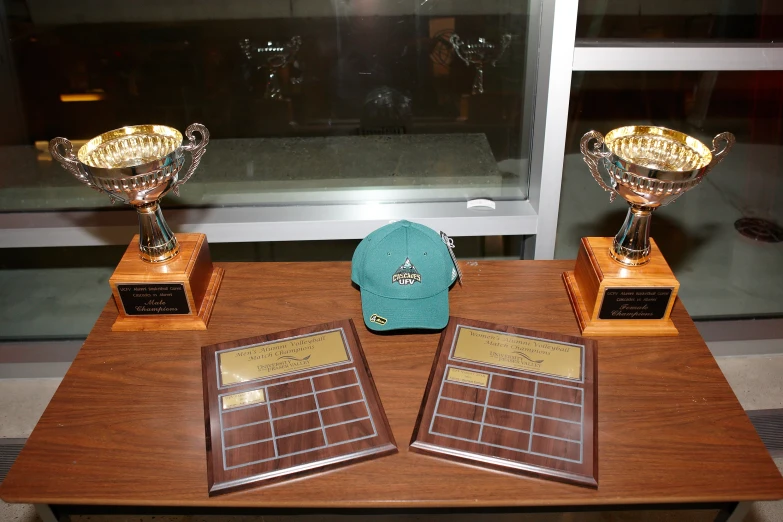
[[0, 199, 539, 247], [529, 0, 579, 259], [573, 41, 783, 71]]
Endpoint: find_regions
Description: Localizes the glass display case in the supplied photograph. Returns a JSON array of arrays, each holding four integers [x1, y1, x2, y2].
[[1, 0, 535, 211]]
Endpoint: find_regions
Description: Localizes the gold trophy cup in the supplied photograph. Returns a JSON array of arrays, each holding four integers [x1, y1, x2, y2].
[[563, 126, 735, 336], [50, 124, 224, 331]]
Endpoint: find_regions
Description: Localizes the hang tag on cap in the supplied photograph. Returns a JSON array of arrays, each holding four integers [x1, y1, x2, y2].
[[440, 231, 463, 285]]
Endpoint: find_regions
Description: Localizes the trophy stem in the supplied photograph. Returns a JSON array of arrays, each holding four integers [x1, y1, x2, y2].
[[473, 66, 485, 95], [136, 202, 180, 263], [266, 69, 281, 100], [611, 205, 653, 266]]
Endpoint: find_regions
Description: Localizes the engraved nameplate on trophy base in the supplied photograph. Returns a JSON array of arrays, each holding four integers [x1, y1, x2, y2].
[[201, 319, 397, 495], [563, 237, 679, 337], [109, 233, 224, 331], [411, 317, 597, 487]]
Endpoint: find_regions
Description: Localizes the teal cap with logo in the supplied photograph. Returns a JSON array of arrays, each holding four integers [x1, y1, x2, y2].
[[352, 220, 458, 331]]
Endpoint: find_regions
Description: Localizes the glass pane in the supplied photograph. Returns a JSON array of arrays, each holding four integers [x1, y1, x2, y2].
[[577, 1, 783, 41], [0, 0, 535, 212], [0, 236, 521, 340], [557, 70, 783, 319]]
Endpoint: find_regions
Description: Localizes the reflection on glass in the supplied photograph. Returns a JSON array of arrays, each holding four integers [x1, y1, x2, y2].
[[0, 0, 533, 211], [450, 33, 512, 95], [557, 71, 783, 319], [239, 36, 302, 101], [576, 0, 783, 41]]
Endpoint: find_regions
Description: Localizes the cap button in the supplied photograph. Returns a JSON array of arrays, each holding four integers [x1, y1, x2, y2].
[[399, 220, 411, 227]]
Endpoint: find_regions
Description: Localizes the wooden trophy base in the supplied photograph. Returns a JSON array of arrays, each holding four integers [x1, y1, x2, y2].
[[563, 237, 679, 337], [109, 233, 224, 331]]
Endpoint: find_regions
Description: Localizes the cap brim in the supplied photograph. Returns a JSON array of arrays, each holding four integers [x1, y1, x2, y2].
[[360, 287, 449, 331]]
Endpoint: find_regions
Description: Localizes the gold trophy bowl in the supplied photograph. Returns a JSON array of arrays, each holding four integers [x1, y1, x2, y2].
[[50, 123, 208, 262], [49, 123, 223, 331], [581, 126, 735, 266]]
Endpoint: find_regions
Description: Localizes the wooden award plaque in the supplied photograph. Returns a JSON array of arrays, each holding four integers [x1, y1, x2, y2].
[[411, 317, 597, 487], [563, 237, 679, 337], [108, 233, 223, 331], [201, 319, 397, 495]]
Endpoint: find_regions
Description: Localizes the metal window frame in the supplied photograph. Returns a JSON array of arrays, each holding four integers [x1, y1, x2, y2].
[[573, 41, 783, 71], [528, 0, 580, 258], [0, 200, 539, 247]]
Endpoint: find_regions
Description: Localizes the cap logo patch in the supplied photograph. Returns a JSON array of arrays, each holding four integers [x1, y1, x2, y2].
[[392, 257, 421, 285], [369, 314, 387, 325]]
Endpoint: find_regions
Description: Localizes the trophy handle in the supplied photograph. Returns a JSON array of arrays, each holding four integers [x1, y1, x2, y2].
[[287, 36, 302, 59], [450, 34, 470, 66], [580, 131, 617, 203], [49, 137, 85, 181], [490, 34, 512, 67], [49, 138, 123, 204], [173, 123, 209, 196], [706, 132, 736, 173]]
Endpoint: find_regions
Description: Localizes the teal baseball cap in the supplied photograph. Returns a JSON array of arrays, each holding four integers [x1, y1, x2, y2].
[[352, 220, 458, 331]]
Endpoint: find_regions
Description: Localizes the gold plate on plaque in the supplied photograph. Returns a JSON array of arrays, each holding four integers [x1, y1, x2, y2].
[[219, 330, 350, 386], [446, 367, 489, 387], [452, 326, 582, 380], [221, 389, 265, 410]]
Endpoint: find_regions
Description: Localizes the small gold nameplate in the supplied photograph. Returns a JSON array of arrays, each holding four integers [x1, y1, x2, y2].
[[446, 367, 489, 387], [453, 327, 582, 380], [222, 389, 266, 410], [219, 330, 350, 386]]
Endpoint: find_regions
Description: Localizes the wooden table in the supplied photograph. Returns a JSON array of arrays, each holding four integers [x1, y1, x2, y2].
[[2, 261, 782, 520]]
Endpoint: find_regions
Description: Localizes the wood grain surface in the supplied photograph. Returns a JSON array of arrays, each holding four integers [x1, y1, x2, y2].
[[410, 317, 597, 487], [202, 319, 396, 494], [1, 261, 782, 508]]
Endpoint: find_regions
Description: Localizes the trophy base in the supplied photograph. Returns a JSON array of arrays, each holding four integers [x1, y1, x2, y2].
[[109, 233, 224, 331], [563, 237, 679, 337]]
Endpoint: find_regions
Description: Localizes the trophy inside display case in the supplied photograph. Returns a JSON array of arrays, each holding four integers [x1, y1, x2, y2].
[[449, 33, 512, 96], [239, 36, 302, 126], [563, 126, 735, 336], [50, 124, 224, 331]]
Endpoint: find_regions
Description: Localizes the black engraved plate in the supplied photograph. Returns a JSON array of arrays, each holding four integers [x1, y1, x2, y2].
[[599, 288, 673, 320], [117, 283, 190, 316]]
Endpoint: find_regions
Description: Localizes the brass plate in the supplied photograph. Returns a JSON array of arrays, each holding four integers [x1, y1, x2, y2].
[[446, 367, 489, 387], [219, 330, 350, 387], [221, 390, 266, 410], [452, 326, 582, 381]]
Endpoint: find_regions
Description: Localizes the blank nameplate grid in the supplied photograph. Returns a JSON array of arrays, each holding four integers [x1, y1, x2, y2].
[[429, 364, 584, 464], [218, 366, 378, 471]]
